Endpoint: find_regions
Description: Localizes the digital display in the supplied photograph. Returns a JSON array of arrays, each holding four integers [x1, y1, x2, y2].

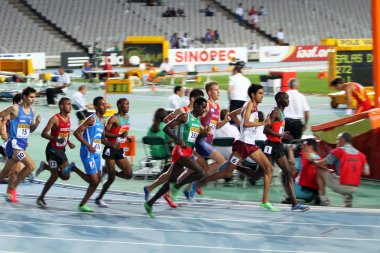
[[123, 43, 163, 66], [335, 50, 373, 86]]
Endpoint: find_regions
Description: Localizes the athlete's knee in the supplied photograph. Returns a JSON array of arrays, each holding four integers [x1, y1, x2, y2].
[[60, 173, 70, 180]]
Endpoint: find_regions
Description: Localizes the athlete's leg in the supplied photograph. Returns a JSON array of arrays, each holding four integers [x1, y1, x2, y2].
[[145, 164, 173, 193], [174, 156, 205, 189], [204, 149, 225, 175], [71, 165, 91, 183], [96, 158, 116, 201], [201, 152, 241, 184], [79, 172, 101, 207], [249, 149, 273, 204], [275, 155, 297, 206], [115, 158, 133, 179], [11, 150, 35, 189]]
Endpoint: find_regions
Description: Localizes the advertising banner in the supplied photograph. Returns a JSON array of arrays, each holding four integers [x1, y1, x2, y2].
[[169, 47, 248, 65], [0, 52, 46, 69], [61, 51, 123, 69], [259, 46, 334, 63]]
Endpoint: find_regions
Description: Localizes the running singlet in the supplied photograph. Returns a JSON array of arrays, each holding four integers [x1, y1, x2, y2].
[[107, 114, 130, 148], [177, 111, 201, 148], [237, 106, 259, 145], [266, 108, 285, 143], [201, 101, 220, 143], [80, 113, 104, 157], [351, 82, 371, 113], [8, 104, 34, 150], [49, 114, 71, 149]]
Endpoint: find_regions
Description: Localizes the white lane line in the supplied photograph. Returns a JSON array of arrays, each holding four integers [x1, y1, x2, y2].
[[0, 206, 379, 228], [0, 234, 326, 252], [0, 219, 379, 242]]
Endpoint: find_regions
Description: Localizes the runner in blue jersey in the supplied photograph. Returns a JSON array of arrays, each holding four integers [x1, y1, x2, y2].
[[0, 87, 41, 203], [73, 96, 118, 212]]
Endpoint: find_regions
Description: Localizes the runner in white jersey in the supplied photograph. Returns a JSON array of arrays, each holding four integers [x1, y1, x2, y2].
[[201, 84, 278, 211]]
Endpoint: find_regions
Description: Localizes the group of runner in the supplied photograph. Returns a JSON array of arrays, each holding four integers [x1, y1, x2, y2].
[[0, 81, 310, 215]]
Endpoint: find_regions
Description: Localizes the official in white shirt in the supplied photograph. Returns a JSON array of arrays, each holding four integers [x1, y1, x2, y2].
[[228, 62, 251, 114], [284, 79, 310, 140], [168, 85, 183, 110], [46, 68, 70, 106]]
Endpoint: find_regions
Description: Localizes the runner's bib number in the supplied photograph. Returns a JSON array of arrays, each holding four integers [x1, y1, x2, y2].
[[57, 133, 68, 147], [93, 139, 101, 153], [263, 145, 272, 154], [16, 124, 30, 138], [188, 127, 199, 143]]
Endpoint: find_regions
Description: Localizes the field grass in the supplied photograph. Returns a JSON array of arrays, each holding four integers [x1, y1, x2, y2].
[[73, 71, 333, 95]]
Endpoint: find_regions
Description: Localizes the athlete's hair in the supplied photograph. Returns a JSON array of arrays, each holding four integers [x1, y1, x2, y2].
[[330, 78, 344, 87], [93, 96, 104, 106], [275, 91, 288, 103], [78, 84, 87, 91], [204, 81, 218, 94], [304, 138, 318, 151], [116, 98, 128, 109], [174, 85, 182, 94], [12, 94, 22, 104], [194, 97, 207, 107], [189, 88, 204, 100], [59, 97, 70, 106], [220, 109, 228, 121], [338, 132, 353, 143], [247, 84, 263, 99], [21, 86, 36, 98], [151, 108, 167, 133]]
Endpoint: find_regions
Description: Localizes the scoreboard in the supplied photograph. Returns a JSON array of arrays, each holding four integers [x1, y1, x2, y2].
[[335, 50, 373, 86]]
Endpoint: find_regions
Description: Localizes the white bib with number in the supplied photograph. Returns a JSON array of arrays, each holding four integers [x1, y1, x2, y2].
[[92, 139, 102, 154], [16, 124, 30, 139]]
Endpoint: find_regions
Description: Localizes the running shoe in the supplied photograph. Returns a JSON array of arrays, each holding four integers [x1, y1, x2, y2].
[[319, 195, 330, 206], [37, 197, 47, 207], [6, 188, 18, 204], [171, 184, 180, 202], [78, 204, 94, 212], [343, 194, 353, 207], [35, 161, 47, 177], [143, 202, 155, 218], [95, 198, 109, 208], [260, 202, 279, 212], [291, 203, 310, 212], [163, 193, 177, 208], [183, 190, 194, 202], [63, 162, 75, 175], [196, 183, 202, 195], [143, 186, 150, 202]]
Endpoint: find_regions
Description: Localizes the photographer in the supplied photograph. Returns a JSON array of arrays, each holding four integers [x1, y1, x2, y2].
[[228, 59, 250, 116]]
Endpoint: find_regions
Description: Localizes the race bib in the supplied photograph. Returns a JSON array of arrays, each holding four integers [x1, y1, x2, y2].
[[279, 122, 285, 135], [188, 126, 200, 143], [56, 133, 68, 147], [92, 139, 102, 154], [263, 145, 272, 154], [49, 160, 58, 169], [16, 124, 30, 139], [210, 119, 218, 133]]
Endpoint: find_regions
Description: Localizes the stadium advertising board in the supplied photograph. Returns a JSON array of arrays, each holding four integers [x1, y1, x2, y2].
[[0, 52, 46, 69], [259, 46, 334, 63], [61, 51, 123, 69], [331, 49, 373, 86], [169, 47, 248, 65], [123, 43, 163, 66]]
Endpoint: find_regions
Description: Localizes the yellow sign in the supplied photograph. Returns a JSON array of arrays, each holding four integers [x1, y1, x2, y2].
[[336, 38, 372, 47], [106, 79, 132, 94]]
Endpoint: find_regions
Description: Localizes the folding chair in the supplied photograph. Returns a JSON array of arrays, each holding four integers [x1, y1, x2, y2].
[[134, 136, 171, 180]]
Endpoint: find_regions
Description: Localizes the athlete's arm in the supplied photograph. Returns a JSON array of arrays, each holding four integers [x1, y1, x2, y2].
[[163, 108, 184, 124], [263, 109, 282, 137], [229, 107, 242, 126], [0, 115, 10, 141], [243, 102, 269, 128], [101, 123, 119, 149], [216, 110, 230, 129], [163, 112, 187, 148], [74, 115, 96, 152], [104, 115, 125, 138], [41, 115, 60, 142], [0, 104, 17, 119], [30, 108, 41, 133]]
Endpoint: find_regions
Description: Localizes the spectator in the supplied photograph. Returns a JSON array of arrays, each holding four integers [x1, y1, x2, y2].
[[228, 60, 250, 115], [177, 8, 185, 17], [81, 61, 95, 82], [99, 57, 114, 81], [180, 88, 192, 107], [205, 29, 213, 44], [284, 79, 310, 141], [170, 33, 179, 48], [205, 5, 214, 16], [147, 108, 171, 160], [235, 3, 244, 25], [168, 85, 183, 110], [213, 30, 221, 43], [330, 78, 372, 115], [257, 6, 267, 16], [46, 68, 70, 107], [308, 132, 370, 207], [214, 109, 240, 159], [179, 33, 191, 48], [247, 40, 257, 50], [276, 28, 285, 45], [71, 85, 94, 124], [248, 6, 255, 24], [154, 57, 174, 83]]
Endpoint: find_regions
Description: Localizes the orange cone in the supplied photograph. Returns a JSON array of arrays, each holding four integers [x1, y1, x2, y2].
[[317, 71, 327, 79], [151, 83, 156, 91]]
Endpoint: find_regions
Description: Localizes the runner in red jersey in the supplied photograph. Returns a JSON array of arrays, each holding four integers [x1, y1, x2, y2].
[[330, 78, 372, 115], [263, 92, 310, 212], [94, 98, 133, 208], [35, 98, 79, 207]]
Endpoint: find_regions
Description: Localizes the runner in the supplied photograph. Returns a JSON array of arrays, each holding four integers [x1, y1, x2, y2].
[[35, 97, 77, 207], [143, 88, 204, 206], [0, 87, 41, 203], [143, 97, 208, 218], [94, 98, 133, 208], [200, 84, 276, 211], [263, 91, 310, 211], [72, 96, 117, 212]]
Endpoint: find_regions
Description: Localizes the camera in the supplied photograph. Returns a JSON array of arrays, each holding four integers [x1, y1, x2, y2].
[[229, 58, 245, 69]]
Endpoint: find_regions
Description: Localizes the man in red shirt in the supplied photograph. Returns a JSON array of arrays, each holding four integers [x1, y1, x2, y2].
[[308, 132, 369, 207]]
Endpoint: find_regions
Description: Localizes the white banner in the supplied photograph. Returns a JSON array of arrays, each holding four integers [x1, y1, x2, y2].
[[0, 52, 46, 69], [169, 47, 248, 65], [259, 46, 334, 63]]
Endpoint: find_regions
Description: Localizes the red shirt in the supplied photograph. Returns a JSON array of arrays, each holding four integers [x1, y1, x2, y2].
[[49, 114, 71, 149]]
